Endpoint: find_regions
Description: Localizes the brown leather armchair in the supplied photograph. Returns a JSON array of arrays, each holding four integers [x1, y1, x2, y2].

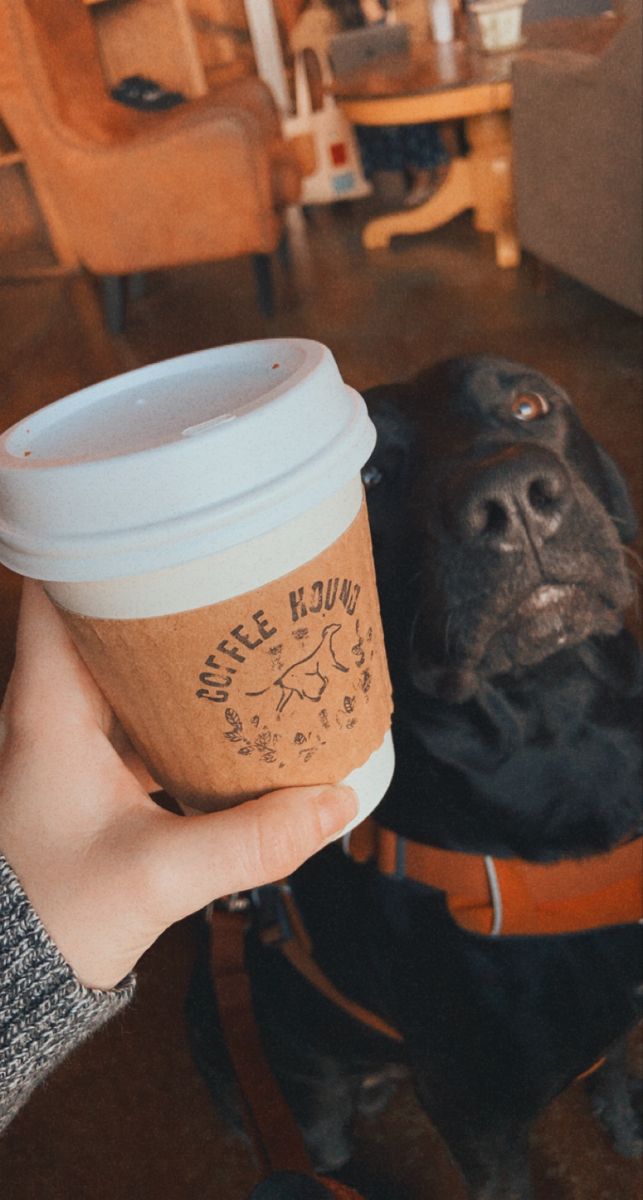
[[0, 0, 302, 329]]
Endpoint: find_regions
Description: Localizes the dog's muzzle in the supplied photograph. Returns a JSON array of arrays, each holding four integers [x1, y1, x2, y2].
[[442, 443, 572, 553]]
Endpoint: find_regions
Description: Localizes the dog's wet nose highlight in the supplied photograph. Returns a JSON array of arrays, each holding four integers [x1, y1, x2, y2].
[[447, 448, 571, 551]]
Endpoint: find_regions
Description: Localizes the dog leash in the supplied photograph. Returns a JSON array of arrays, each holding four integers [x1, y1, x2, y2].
[[207, 821, 642, 1194], [208, 897, 367, 1200], [268, 883, 403, 1044]]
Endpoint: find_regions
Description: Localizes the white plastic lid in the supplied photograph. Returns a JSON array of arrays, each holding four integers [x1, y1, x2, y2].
[[0, 339, 375, 582]]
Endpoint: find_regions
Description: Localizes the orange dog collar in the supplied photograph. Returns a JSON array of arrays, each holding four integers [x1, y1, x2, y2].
[[347, 819, 643, 937]]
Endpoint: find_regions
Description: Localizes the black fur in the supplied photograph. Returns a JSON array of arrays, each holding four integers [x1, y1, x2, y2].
[[195, 357, 643, 1199]]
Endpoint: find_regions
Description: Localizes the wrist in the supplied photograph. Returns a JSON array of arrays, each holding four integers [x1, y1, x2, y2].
[[0, 855, 135, 1130]]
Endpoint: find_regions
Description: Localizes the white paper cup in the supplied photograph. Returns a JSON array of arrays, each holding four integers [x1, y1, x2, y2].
[[469, 0, 526, 52], [0, 339, 394, 830]]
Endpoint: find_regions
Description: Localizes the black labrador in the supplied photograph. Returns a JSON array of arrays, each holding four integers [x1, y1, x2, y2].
[[191, 357, 642, 1200]]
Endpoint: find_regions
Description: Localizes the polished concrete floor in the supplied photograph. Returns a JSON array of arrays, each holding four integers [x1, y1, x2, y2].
[[0, 199, 641, 1199]]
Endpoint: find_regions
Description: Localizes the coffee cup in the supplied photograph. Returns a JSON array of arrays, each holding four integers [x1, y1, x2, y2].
[[0, 339, 394, 831]]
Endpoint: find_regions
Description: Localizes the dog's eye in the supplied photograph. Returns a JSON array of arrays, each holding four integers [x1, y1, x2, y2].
[[362, 463, 383, 490], [511, 392, 550, 422]]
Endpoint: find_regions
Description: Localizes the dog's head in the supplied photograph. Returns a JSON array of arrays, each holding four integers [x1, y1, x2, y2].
[[364, 356, 638, 702]]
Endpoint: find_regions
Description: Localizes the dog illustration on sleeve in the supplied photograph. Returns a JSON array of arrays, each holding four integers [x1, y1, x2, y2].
[[247, 623, 348, 713]]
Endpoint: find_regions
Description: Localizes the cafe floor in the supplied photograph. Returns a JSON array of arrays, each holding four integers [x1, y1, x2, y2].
[[0, 194, 641, 1199]]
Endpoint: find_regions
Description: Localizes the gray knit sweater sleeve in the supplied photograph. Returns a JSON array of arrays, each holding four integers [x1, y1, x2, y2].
[[0, 855, 135, 1133]]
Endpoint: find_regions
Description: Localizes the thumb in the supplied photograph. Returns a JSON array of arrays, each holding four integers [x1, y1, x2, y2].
[[152, 784, 358, 922]]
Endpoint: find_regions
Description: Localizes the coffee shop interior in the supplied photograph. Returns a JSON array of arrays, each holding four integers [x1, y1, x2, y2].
[[0, 0, 641, 1197]]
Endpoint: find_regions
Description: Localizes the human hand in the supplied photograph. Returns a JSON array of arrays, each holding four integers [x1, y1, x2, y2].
[[0, 582, 357, 990]]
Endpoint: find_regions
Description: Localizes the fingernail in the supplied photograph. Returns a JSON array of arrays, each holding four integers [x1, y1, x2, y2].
[[316, 785, 359, 841]]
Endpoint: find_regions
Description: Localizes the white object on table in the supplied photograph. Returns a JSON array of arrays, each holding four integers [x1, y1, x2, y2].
[[244, 0, 291, 114], [429, 0, 455, 43]]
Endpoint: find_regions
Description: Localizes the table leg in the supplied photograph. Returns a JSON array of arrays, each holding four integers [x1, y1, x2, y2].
[[361, 156, 474, 250], [465, 111, 520, 269], [358, 108, 520, 268]]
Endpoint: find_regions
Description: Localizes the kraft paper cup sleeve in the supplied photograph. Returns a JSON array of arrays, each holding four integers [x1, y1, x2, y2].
[[58, 500, 393, 811]]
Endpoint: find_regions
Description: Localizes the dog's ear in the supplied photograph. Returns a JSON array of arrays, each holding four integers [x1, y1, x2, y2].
[[593, 443, 639, 544], [362, 387, 416, 493], [361, 388, 417, 579]]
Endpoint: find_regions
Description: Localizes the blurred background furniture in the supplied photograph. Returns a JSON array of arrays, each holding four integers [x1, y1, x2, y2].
[[523, 0, 613, 20], [0, 0, 303, 329], [84, 0, 260, 94], [84, 0, 209, 98], [333, 14, 618, 268], [512, 4, 642, 315]]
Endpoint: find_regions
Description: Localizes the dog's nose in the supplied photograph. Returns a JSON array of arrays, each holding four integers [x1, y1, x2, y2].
[[445, 445, 572, 551]]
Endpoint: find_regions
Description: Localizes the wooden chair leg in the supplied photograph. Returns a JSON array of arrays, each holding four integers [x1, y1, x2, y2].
[[127, 272, 146, 303], [100, 274, 127, 333], [524, 253, 557, 296], [277, 228, 291, 273], [247, 1173, 340, 1198], [253, 253, 275, 318]]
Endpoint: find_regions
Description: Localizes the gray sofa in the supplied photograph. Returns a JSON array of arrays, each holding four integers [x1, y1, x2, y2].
[[512, 6, 643, 314], [523, 0, 613, 20]]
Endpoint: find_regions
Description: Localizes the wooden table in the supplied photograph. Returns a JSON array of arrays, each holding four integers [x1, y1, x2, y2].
[[334, 14, 620, 267]]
